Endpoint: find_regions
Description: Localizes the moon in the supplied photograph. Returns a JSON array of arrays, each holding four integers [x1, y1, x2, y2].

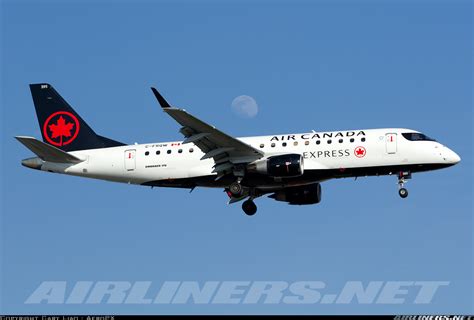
[[231, 95, 259, 118]]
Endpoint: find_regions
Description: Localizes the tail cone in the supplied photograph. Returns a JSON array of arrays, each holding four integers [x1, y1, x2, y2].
[[21, 157, 43, 170]]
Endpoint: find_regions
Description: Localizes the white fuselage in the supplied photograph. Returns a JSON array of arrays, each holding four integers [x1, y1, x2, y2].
[[32, 128, 460, 190]]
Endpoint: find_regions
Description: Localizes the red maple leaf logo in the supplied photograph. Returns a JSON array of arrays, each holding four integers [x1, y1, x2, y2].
[[48, 116, 74, 146], [354, 146, 366, 157]]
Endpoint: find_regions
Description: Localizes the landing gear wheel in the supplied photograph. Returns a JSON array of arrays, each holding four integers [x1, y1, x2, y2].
[[229, 181, 243, 196], [242, 199, 257, 216], [399, 188, 408, 198], [397, 171, 411, 199]]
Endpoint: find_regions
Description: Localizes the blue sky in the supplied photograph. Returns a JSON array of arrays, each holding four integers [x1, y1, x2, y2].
[[1, 0, 472, 314]]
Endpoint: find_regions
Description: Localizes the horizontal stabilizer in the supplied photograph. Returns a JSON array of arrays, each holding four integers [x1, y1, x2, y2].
[[15, 136, 84, 163]]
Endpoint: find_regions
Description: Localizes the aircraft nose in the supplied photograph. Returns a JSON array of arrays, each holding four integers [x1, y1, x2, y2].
[[444, 148, 461, 165]]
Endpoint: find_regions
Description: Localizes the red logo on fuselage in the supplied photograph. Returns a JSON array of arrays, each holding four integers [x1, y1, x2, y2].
[[354, 146, 366, 158], [43, 111, 80, 147]]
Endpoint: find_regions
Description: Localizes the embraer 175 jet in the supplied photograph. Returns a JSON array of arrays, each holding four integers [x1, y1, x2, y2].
[[17, 84, 461, 215]]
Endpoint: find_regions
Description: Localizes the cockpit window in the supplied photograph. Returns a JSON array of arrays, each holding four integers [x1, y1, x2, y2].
[[402, 132, 436, 141]]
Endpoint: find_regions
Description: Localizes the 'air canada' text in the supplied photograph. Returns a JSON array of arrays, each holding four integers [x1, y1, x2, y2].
[[270, 131, 366, 141]]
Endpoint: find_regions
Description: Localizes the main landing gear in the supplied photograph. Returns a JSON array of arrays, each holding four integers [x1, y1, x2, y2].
[[227, 179, 259, 216], [242, 199, 257, 216], [397, 171, 411, 199], [229, 180, 243, 197]]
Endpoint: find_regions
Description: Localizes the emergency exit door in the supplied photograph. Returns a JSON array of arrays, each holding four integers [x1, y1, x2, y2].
[[124, 149, 136, 171], [385, 133, 397, 154]]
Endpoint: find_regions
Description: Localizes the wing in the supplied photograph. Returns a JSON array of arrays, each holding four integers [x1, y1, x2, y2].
[[151, 88, 264, 177]]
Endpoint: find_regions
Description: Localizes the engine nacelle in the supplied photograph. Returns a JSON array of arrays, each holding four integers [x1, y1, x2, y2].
[[269, 183, 322, 205], [247, 154, 304, 177]]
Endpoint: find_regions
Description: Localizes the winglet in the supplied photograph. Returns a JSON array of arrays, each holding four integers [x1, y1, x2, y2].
[[151, 87, 172, 109]]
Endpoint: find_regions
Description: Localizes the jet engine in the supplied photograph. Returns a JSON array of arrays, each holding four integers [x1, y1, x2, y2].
[[269, 183, 322, 205], [247, 153, 304, 177]]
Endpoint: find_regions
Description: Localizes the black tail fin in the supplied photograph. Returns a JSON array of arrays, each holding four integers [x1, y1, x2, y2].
[[30, 83, 125, 151]]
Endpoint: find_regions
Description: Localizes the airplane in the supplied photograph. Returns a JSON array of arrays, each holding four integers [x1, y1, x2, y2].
[[17, 83, 461, 215]]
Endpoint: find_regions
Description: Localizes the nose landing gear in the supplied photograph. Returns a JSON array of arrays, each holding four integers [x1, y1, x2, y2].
[[398, 171, 411, 198], [399, 187, 408, 198]]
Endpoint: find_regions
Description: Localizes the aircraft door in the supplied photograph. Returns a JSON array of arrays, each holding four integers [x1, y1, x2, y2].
[[124, 149, 136, 171], [385, 133, 397, 154]]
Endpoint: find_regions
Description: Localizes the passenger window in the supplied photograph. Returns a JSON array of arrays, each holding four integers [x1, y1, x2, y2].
[[361, 137, 366, 142], [282, 142, 287, 147], [260, 144, 264, 148], [271, 143, 276, 147], [339, 139, 343, 143], [316, 140, 321, 145], [305, 141, 309, 146], [350, 138, 354, 143], [189, 148, 194, 153], [178, 149, 183, 153], [156, 150, 160, 155], [327, 140, 332, 144], [167, 150, 172, 154], [145, 151, 150, 156], [293, 141, 298, 146]]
